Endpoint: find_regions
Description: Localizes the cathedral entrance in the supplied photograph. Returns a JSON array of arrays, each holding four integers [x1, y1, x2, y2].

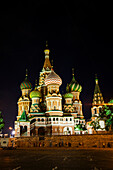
[[38, 127, 46, 136], [63, 127, 72, 135], [20, 126, 27, 136]]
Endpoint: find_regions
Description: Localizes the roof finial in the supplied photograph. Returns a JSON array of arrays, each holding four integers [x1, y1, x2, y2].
[[46, 41, 48, 48], [95, 74, 98, 84], [72, 68, 74, 76], [25, 69, 28, 79], [35, 79, 38, 88], [51, 60, 53, 68], [44, 41, 50, 57]]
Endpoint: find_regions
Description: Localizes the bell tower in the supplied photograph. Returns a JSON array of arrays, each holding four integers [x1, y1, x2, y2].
[[38, 41, 52, 100], [91, 75, 104, 120]]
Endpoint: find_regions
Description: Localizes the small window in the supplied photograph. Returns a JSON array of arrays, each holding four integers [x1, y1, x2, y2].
[[42, 118, 44, 122], [53, 118, 55, 121], [66, 118, 68, 121], [70, 118, 72, 121], [49, 118, 51, 121], [99, 107, 102, 113], [56, 118, 58, 121], [38, 118, 40, 122]]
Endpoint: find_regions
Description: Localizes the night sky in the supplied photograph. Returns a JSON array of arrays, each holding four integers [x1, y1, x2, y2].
[[0, 1, 113, 133]]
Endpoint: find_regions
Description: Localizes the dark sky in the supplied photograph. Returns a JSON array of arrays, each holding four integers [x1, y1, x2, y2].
[[0, 1, 113, 133]]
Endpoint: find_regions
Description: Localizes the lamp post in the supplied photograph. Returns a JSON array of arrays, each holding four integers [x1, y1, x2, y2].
[[9, 127, 15, 137]]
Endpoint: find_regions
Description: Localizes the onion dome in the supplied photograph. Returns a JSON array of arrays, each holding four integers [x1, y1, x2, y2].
[[30, 80, 42, 98], [20, 69, 32, 90], [64, 93, 73, 99], [69, 69, 82, 92], [45, 68, 62, 86]]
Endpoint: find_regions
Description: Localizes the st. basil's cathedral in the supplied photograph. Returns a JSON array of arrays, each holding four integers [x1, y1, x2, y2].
[[15, 43, 111, 137], [15, 43, 87, 137]]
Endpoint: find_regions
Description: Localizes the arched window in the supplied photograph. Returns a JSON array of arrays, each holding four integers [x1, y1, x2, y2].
[[38, 118, 40, 122], [99, 107, 102, 113], [42, 118, 44, 122], [94, 108, 97, 115]]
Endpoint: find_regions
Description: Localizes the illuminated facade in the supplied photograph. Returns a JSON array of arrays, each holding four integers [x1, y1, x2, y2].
[[87, 76, 106, 134], [15, 44, 86, 137]]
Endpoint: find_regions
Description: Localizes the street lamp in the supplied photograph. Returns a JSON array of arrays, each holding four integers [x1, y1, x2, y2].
[[9, 127, 13, 130], [9, 127, 15, 137]]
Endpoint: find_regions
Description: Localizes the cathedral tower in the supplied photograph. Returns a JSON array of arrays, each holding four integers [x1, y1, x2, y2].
[[17, 69, 32, 120], [68, 69, 83, 118], [38, 42, 52, 98], [45, 68, 63, 116], [91, 75, 104, 120]]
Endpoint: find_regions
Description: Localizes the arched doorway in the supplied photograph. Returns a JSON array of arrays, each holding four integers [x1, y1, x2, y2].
[[20, 125, 27, 136], [38, 127, 45, 136]]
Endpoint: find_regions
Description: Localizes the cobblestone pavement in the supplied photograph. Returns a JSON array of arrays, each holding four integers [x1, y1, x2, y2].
[[0, 148, 113, 170]]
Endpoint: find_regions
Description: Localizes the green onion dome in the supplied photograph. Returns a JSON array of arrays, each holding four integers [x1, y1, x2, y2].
[[20, 69, 32, 90], [30, 89, 42, 98], [64, 93, 73, 99], [69, 74, 82, 92], [30, 80, 42, 98]]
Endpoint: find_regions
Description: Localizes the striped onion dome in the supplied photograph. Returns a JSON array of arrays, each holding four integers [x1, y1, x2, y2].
[[64, 93, 73, 98], [69, 74, 82, 92], [30, 80, 42, 98], [45, 69, 62, 86], [20, 69, 32, 90]]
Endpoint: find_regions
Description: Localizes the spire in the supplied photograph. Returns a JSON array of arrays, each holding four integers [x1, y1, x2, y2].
[[43, 41, 52, 70], [94, 74, 100, 94], [92, 75, 104, 105]]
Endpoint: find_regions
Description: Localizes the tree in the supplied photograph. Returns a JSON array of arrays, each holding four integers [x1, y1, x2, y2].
[[99, 105, 113, 131], [0, 111, 5, 132], [90, 119, 100, 133]]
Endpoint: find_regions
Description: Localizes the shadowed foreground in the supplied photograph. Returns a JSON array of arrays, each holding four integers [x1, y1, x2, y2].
[[0, 148, 113, 170]]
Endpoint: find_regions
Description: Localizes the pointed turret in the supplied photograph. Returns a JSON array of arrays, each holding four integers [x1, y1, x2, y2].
[[92, 75, 104, 106], [39, 42, 52, 87], [43, 41, 52, 71]]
